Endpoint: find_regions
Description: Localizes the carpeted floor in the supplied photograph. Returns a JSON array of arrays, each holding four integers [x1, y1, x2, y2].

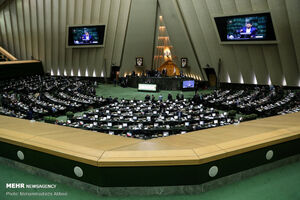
[[56, 84, 212, 121], [0, 160, 299, 199], [96, 84, 211, 100]]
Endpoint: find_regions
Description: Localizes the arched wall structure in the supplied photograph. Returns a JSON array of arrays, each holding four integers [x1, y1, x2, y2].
[[0, 0, 299, 86]]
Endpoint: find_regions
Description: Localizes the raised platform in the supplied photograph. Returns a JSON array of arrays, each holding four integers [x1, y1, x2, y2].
[[0, 112, 299, 187], [127, 77, 205, 90]]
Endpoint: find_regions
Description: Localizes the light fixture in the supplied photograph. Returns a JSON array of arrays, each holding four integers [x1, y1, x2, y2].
[[227, 73, 231, 83], [253, 74, 258, 85], [282, 77, 287, 86], [268, 76, 272, 85], [240, 74, 244, 84]]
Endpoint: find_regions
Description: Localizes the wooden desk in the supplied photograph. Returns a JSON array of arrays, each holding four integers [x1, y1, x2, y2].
[[0, 112, 299, 167]]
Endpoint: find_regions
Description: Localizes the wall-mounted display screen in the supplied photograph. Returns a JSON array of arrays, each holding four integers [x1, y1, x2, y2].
[[214, 13, 276, 43], [67, 25, 105, 48], [182, 80, 195, 89]]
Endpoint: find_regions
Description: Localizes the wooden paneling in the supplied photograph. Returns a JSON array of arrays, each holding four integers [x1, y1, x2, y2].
[[178, 0, 211, 77], [285, 0, 300, 75], [29, 0, 38, 60], [0, 0, 299, 86], [58, 0, 67, 76], [3, 5, 14, 54], [16, 0, 26, 60], [158, 0, 300, 86], [9, 0, 20, 58], [120, 0, 157, 76], [0, 0, 132, 77]]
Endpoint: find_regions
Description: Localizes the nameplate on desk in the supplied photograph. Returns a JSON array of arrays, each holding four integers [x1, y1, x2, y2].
[[163, 132, 169, 137], [109, 131, 114, 135]]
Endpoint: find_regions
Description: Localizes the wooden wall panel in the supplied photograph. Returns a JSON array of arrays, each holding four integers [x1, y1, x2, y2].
[[178, 0, 211, 78], [79, 0, 92, 76], [248, 0, 270, 85], [112, 0, 131, 66], [0, 12, 2, 46], [88, 0, 102, 77], [193, 0, 225, 81], [44, 0, 52, 73], [3, 6, 14, 54], [268, 0, 299, 86], [120, 0, 157, 76], [72, 0, 83, 76], [0, 11, 8, 50], [207, 0, 240, 83], [285, 0, 300, 75], [65, 0, 75, 75], [104, 0, 120, 76], [16, 0, 27, 60], [96, 0, 110, 77], [29, 0, 38, 60], [9, 0, 20, 58], [36, 0, 45, 66], [58, 0, 67, 76], [233, 0, 254, 84], [0, 0, 299, 86]]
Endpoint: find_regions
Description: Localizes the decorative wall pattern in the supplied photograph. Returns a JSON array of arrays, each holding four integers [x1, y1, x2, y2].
[[0, 0, 299, 86], [0, 0, 131, 77]]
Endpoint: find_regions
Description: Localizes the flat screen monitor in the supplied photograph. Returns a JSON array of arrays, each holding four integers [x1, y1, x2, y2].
[[214, 12, 276, 43], [182, 80, 195, 89], [67, 25, 106, 48]]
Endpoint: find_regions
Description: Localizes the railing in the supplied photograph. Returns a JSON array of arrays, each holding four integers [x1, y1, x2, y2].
[[0, 46, 17, 61]]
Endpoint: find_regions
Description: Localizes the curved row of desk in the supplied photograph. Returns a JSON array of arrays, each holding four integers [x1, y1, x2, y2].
[[0, 112, 299, 187]]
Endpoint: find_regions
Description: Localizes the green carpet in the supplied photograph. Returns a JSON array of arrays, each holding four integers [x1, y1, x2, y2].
[[96, 84, 211, 100], [56, 84, 212, 122], [1, 160, 300, 199]]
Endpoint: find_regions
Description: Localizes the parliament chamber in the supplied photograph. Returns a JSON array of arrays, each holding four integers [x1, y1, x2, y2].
[[0, 0, 300, 199]]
